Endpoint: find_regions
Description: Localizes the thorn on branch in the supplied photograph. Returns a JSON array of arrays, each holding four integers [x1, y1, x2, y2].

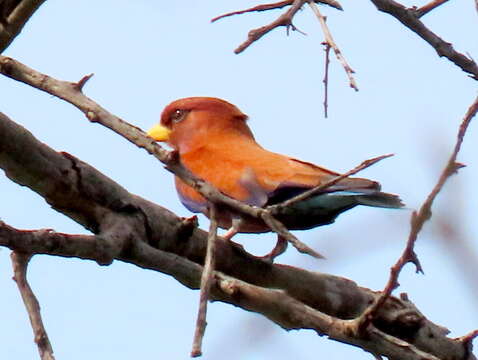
[[73, 73, 94, 92]]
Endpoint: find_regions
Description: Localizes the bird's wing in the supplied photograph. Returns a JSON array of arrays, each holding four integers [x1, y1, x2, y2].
[[175, 141, 381, 211]]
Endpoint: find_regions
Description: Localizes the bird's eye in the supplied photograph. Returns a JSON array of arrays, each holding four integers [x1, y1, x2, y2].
[[170, 109, 188, 124]]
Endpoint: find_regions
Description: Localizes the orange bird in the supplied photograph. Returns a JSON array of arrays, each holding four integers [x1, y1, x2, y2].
[[148, 97, 403, 260]]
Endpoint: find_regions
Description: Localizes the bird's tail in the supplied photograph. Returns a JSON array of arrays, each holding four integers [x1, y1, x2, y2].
[[354, 191, 404, 209]]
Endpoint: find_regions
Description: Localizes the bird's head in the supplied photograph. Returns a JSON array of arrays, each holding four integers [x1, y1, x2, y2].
[[147, 97, 253, 153]]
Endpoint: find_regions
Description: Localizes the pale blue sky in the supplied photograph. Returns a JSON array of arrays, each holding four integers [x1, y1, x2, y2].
[[0, 1, 477, 359]]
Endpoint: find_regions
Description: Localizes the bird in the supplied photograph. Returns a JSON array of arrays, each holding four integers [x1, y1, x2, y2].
[[147, 97, 403, 261]]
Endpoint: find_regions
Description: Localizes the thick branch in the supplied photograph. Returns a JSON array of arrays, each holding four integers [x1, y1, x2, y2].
[[0, 0, 46, 53], [0, 221, 470, 360]]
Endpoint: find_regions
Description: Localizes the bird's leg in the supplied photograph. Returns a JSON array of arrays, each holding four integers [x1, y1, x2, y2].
[[222, 216, 242, 241], [220, 217, 247, 252], [260, 235, 288, 263]]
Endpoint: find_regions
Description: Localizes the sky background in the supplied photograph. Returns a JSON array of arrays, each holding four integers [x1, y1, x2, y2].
[[0, 1, 477, 359]]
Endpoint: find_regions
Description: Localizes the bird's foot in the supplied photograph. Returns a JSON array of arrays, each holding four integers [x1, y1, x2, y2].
[[257, 235, 288, 264]]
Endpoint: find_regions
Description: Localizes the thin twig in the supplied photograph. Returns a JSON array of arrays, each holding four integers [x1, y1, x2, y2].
[[308, 0, 358, 91], [357, 94, 478, 332], [11, 251, 55, 360], [270, 153, 393, 212], [211, 0, 342, 22], [234, 0, 308, 54], [322, 41, 331, 118], [413, 0, 450, 18], [211, 1, 293, 22], [191, 204, 218, 357]]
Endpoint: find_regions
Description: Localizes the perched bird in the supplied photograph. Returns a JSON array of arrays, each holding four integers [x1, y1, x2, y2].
[[148, 97, 403, 260]]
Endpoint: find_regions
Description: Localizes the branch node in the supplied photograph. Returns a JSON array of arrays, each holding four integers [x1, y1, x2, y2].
[[86, 110, 98, 123]]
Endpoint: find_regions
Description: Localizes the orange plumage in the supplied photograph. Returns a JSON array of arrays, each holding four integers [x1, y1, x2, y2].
[[148, 97, 403, 259]]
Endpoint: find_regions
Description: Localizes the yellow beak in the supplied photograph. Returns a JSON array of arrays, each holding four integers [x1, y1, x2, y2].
[[147, 124, 171, 142]]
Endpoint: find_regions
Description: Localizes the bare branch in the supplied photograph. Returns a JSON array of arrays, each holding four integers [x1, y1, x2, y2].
[[308, 1, 358, 91], [211, 0, 342, 23], [11, 251, 55, 360], [191, 204, 218, 357], [369, 0, 478, 80], [212, 1, 294, 22]]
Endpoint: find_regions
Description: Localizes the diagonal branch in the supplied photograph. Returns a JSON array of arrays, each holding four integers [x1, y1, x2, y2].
[[11, 250, 55, 360], [369, 0, 478, 80]]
